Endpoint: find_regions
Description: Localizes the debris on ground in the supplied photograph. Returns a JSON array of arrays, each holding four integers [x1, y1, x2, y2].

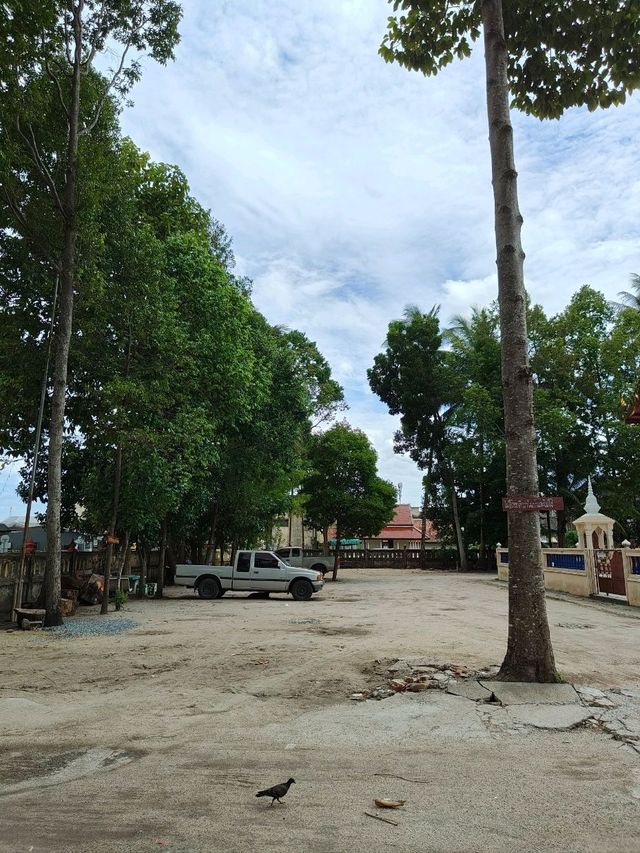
[[370, 686, 395, 700], [364, 811, 399, 827], [351, 660, 500, 701], [351, 657, 640, 756], [374, 798, 405, 809], [373, 773, 430, 784]]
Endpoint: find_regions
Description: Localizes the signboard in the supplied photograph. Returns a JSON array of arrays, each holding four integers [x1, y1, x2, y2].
[[502, 496, 564, 512], [106, 534, 120, 545]]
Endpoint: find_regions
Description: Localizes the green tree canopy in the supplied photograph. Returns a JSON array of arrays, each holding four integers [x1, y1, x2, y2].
[[301, 422, 396, 579], [380, 0, 640, 118]]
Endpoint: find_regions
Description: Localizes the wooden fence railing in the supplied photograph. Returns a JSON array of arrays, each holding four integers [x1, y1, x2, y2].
[[330, 548, 496, 570], [332, 548, 458, 569]]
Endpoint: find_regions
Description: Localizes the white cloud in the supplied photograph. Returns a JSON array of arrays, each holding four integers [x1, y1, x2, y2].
[[112, 0, 640, 506], [4, 0, 632, 517]]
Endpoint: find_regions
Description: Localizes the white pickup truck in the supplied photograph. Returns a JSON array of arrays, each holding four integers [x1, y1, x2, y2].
[[274, 547, 335, 576], [174, 550, 325, 600]]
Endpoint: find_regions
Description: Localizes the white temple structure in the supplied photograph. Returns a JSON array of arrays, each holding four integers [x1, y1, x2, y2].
[[572, 477, 616, 550]]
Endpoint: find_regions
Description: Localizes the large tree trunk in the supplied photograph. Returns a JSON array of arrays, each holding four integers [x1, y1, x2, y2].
[[44, 7, 83, 627], [482, 0, 556, 681]]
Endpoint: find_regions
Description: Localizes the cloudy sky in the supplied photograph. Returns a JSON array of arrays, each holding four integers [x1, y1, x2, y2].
[[2, 0, 640, 520]]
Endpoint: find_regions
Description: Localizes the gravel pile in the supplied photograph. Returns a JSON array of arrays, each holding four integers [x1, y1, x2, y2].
[[46, 616, 138, 638]]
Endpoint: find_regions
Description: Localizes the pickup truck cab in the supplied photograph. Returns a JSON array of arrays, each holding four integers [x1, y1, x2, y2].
[[174, 550, 324, 601], [275, 547, 335, 576]]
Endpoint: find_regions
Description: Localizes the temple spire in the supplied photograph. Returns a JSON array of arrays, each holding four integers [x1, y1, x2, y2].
[[584, 476, 601, 515]]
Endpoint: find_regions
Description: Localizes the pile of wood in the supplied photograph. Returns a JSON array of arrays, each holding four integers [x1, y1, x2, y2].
[[28, 573, 106, 615], [62, 573, 105, 607]]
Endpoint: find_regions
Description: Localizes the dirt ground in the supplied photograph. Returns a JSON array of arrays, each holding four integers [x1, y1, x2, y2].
[[1, 570, 640, 853]]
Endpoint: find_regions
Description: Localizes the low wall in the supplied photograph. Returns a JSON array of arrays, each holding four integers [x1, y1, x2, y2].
[[496, 549, 509, 581], [543, 568, 592, 597], [626, 576, 640, 607], [496, 547, 593, 598], [623, 549, 640, 607]]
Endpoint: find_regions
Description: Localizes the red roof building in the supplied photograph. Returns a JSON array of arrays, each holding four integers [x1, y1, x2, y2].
[[326, 504, 439, 549], [363, 504, 438, 549]]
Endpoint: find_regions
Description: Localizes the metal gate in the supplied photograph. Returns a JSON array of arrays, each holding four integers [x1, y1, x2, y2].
[[593, 549, 626, 597]]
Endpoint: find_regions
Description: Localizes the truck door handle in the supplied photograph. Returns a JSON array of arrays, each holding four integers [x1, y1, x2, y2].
[[253, 571, 259, 574]]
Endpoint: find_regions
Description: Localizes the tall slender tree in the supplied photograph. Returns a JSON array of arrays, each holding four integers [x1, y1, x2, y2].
[[369, 306, 469, 569], [0, 1, 180, 624], [381, 0, 640, 681]]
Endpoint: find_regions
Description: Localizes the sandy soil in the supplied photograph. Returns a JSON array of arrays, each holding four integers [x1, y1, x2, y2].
[[1, 570, 639, 852]]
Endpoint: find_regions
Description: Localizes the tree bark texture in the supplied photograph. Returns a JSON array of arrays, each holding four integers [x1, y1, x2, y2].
[[482, 0, 556, 681], [44, 5, 83, 627]]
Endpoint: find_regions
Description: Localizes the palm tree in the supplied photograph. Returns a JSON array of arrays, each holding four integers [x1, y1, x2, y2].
[[617, 275, 640, 424], [616, 273, 640, 311]]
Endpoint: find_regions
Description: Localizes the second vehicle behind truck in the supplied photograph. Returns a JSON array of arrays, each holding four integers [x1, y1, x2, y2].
[[274, 546, 336, 576]]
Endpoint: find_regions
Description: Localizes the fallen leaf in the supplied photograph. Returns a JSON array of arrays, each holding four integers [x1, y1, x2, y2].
[[374, 798, 406, 809]]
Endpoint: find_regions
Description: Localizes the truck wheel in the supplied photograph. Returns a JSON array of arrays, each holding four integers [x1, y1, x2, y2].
[[290, 579, 313, 601], [311, 563, 327, 575], [197, 577, 222, 599]]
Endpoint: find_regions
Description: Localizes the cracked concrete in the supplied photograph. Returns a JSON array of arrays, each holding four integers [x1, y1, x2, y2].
[[480, 702, 595, 732], [447, 679, 494, 702], [375, 664, 640, 751], [481, 681, 581, 706]]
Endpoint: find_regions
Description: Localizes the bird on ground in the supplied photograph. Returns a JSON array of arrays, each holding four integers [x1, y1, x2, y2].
[[255, 778, 295, 805]]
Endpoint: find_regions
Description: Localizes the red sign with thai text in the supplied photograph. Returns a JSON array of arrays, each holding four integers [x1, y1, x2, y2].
[[502, 496, 564, 512]]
